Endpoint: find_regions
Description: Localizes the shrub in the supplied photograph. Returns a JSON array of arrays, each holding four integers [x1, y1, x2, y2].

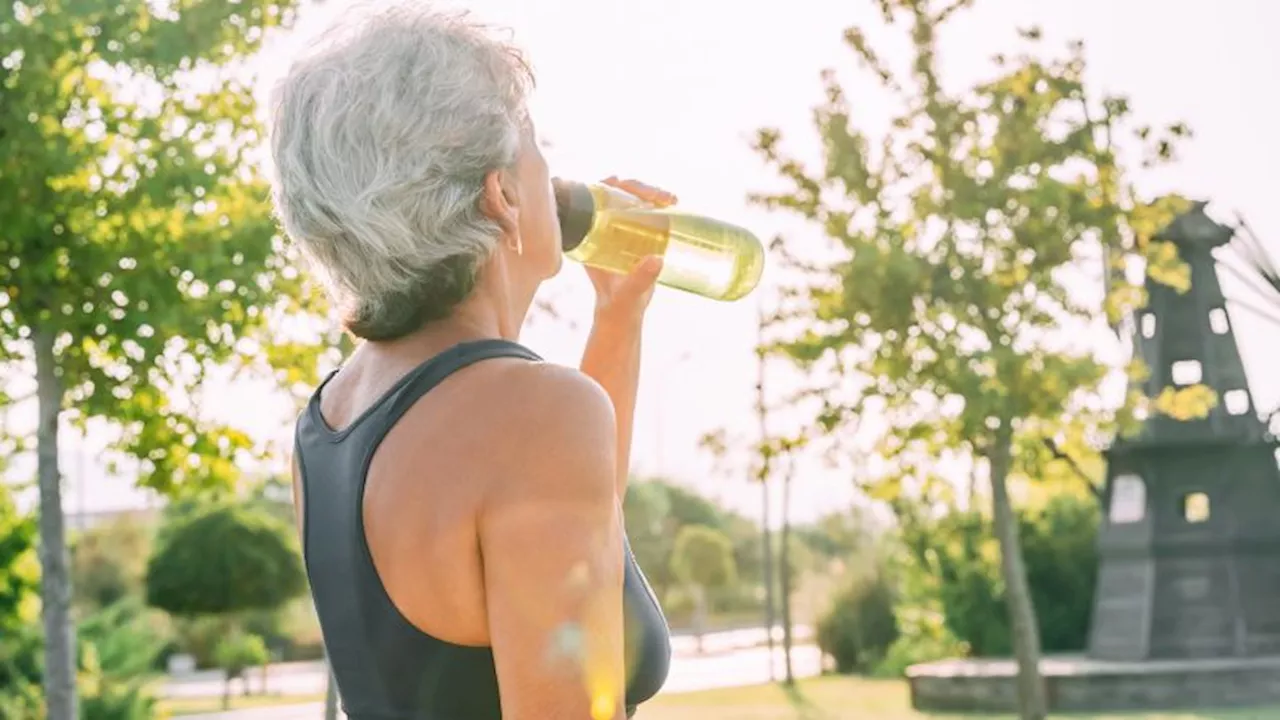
[[146, 502, 305, 617], [0, 599, 166, 720], [877, 605, 969, 677], [815, 570, 899, 674]]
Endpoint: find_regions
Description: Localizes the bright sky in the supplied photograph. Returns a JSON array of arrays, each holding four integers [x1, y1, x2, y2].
[[8, 0, 1280, 525]]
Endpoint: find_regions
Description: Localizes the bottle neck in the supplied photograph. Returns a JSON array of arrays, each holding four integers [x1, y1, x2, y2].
[[552, 179, 596, 252]]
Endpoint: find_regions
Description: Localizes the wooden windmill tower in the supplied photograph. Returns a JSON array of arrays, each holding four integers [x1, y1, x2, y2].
[[1089, 202, 1280, 661]]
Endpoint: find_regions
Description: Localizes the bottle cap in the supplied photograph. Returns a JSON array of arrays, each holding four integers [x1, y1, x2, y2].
[[553, 178, 595, 252]]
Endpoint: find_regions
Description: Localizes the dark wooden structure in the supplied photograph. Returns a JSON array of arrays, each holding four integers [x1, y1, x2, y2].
[[1089, 203, 1280, 661]]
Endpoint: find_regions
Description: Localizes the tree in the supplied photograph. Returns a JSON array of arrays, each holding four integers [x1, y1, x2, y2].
[[622, 480, 676, 598], [1, 1, 329, 714], [145, 503, 306, 618], [752, 1, 1192, 717], [701, 300, 809, 682], [669, 524, 738, 652], [775, 442, 803, 684], [213, 631, 269, 709], [623, 478, 766, 610], [70, 515, 152, 612]]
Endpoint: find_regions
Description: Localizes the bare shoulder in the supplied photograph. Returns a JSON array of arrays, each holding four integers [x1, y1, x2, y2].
[[468, 360, 618, 500]]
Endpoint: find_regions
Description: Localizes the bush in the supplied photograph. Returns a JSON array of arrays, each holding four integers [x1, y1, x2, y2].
[[0, 599, 166, 720], [877, 605, 968, 677], [80, 598, 168, 720], [1022, 494, 1098, 653], [815, 570, 899, 674], [146, 502, 306, 617], [71, 515, 153, 612], [893, 493, 1099, 660], [0, 626, 44, 718]]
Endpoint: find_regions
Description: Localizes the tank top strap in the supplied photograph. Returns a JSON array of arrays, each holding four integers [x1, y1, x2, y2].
[[376, 338, 543, 432]]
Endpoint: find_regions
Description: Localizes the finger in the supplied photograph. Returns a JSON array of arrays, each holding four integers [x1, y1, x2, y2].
[[603, 177, 678, 207], [621, 255, 664, 297]]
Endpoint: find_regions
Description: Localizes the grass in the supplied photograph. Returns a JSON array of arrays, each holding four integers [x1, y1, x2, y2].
[[637, 677, 1280, 720], [160, 677, 1280, 718]]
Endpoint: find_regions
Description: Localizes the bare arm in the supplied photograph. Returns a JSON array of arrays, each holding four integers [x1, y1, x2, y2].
[[479, 366, 627, 720], [579, 317, 643, 496], [579, 177, 673, 497]]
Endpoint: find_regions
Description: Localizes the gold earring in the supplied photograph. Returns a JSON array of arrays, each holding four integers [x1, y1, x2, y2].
[[507, 235, 523, 256]]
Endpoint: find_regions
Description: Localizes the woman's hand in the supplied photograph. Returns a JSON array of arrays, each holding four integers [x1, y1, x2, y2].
[[585, 176, 677, 327]]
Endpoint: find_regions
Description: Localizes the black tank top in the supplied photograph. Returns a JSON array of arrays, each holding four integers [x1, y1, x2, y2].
[[294, 338, 671, 719]]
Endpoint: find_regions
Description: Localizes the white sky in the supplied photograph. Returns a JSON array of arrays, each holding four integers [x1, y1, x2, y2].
[[6, 0, 1280, 525]]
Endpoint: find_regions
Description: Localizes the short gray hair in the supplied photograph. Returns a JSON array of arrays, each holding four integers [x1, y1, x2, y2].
[[268, 2, 534, 340]]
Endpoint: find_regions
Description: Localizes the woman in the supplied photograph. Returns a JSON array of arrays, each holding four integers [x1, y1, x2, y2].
[[269, 3, 671, 719]]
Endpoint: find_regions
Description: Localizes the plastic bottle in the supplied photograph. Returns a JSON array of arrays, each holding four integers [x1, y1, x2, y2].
[[553, 179, 765, 302]]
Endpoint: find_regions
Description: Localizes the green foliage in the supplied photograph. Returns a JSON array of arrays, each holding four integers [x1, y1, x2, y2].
[[753, 5, 1194, 708], [754, 3, 1193, 467], [624, 479, 766, 604], [214, 631, 269, 681], [0, 484, 42, 716], [670, 525, 738, 592], [71, 515, 153, 611], [815, 570, 899, 674], [1020, 495, 1098, 652], [0, 626, 44, 718], [77, 600, 168, 720], [146, 503, 305, 616], [3, 0, 327, 710], [0, 483, 38, 631], [0, 0, 329, 491], [896, 494, 1099, 658], [0, 599, 167, 720], [792, 512, 872, 563], [623, 481, 676, 593], [877, 604, 968, 678], [79, 598, 170, 679]]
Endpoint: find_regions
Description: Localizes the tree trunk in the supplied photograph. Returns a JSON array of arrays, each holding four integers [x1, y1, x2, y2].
[[323, 657, 339, 720], [755, 307, 776, 681], [779, 465, 795, 686], [989, 433, 1047, 720], [692, 585, 707, 654], [760, 479, 775, 681], [34, 330, 78, 720]]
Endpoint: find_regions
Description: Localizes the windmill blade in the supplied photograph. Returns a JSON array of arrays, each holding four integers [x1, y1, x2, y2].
[[1233, 213, 1280, 294], [1215, 255, 1280, 324], [1213, 216, 1280, 328], [1217, 253, 1280, 315]]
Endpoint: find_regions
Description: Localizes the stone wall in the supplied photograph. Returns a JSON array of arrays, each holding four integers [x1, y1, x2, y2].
[[908, 656, 1280, 713]]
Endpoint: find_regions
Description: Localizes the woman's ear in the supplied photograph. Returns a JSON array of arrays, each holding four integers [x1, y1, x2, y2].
[[481, 168, 520, 238]]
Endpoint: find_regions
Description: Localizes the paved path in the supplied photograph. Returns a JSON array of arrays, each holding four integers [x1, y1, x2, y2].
[[163, 625, 814, 700], [168, 629, 821, 719]]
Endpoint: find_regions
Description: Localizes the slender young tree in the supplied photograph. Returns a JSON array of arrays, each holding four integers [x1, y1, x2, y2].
[[752, 1, 1192, 716]]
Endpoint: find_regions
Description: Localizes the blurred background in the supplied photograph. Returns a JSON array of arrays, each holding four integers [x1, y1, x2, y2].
[[2, 0, 1278, 718]]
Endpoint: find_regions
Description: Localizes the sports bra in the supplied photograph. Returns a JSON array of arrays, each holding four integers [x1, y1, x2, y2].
[[294, 338, 671, 718]]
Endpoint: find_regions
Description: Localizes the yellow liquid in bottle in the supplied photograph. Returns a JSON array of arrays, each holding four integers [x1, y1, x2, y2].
[[565, 187, 765, 302]]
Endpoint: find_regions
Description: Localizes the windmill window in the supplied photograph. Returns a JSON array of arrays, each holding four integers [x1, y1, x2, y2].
[[1109, 474, 1146, 524], [1140, 313, 1157, 339], [1181, 492, 1211, 523], [1171, 360, 1203, 386], [1208, 307, 1230, 335], [1223, 389, 1251, 416]]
